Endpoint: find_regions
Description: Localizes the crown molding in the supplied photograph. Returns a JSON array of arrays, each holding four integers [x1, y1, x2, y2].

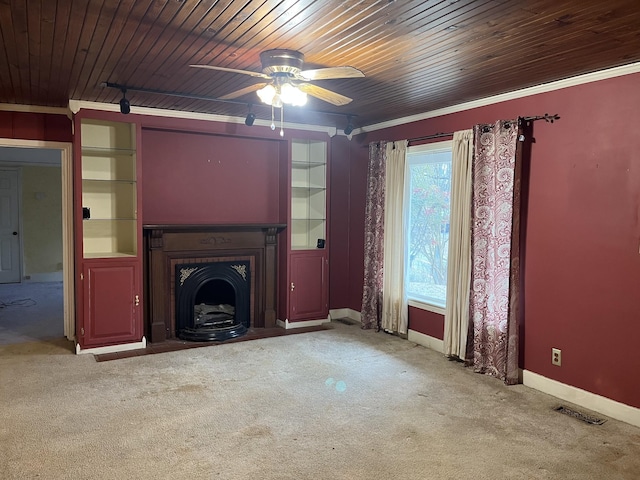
[[67, 100, 335, 136], [0, 103, 69, 115], [357, 61, 640, 135]]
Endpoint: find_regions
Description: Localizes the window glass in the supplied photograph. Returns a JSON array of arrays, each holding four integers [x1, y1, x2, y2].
[[405, 142, 452, 307]]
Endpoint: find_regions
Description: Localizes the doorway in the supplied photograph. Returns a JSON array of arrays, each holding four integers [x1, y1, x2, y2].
[[0, 140, 74, 343]]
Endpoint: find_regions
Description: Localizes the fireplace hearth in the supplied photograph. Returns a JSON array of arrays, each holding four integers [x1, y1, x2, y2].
[[144, 224, 285, 343], [175, 260, 250, 342]]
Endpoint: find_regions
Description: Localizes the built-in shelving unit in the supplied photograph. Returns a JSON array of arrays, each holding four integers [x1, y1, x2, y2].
[[80, 120, 137, 258], [291, 139, 326, 250]]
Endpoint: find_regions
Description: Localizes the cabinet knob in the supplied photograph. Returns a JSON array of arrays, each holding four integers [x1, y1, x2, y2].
[[290, 282, 295, 292], [135, 295, 140, 306]]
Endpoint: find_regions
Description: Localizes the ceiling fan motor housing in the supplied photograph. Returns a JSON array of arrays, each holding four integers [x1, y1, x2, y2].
[[260, 49, 305, 76]]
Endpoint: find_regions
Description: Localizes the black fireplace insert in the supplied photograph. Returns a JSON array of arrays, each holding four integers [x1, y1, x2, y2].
[[175, 260, 251, 341]]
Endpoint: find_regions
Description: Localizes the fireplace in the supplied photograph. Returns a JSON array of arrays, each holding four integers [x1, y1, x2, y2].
[[144, 224, 285, 343], [175, 260, 251, 341]]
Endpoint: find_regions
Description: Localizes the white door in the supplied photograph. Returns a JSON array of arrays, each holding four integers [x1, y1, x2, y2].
[[0, 169, 21, 283]]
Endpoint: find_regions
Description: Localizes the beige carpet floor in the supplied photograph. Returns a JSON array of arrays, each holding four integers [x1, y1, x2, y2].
[[1, 321, 639, 479]]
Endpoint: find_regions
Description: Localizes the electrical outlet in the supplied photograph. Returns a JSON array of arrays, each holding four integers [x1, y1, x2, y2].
[[552, 348, 562, 366]]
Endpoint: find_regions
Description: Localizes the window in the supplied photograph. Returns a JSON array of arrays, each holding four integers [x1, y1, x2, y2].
[[405, 141, 453, 308]]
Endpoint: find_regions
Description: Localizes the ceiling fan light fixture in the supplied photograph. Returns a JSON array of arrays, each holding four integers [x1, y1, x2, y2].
[[257, 81, 306, 107], [280, 82, 307, 106], [257, 84, 276, 105]]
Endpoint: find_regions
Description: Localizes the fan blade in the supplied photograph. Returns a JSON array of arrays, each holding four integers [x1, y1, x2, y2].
[[189, 64, 271, 79], [297, 83, 352, 106], [298, 66, 364, 81], [219, 83, 268, 100]]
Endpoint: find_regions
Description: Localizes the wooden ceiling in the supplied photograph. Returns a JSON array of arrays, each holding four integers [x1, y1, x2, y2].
[[1, 0, 639, 130]]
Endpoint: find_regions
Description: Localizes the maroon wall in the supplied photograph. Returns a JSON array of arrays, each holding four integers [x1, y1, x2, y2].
[[0, 111, 72, 142], [141, 128, 282, 225], [345, 72, 640, 408], [328, 135, 351, 309], [347, 141, 368, 312], [408, 307, 445, 339]]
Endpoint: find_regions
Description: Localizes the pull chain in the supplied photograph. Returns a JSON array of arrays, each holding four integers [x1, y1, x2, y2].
[[270, 104, 275, 131], [280, 104, 284, 137]]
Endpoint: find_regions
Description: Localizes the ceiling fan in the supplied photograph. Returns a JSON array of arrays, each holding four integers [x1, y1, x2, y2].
[[190, 49, 365, 107]]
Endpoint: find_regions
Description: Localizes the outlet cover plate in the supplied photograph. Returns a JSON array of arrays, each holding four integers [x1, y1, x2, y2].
[[552, 348, 562, 366]]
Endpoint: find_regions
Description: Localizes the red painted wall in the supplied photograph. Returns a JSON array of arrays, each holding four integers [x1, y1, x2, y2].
[[141, 128, 282, 224], [344, 72, 640, 408], [328, 135, 351, 309], [408, 307, 445, 339], [0, 111, 72, 142], [347, 141, 368, 312]]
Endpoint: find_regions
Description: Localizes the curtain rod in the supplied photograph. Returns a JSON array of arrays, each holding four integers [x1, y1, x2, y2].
[[405, 113, 560, 145]]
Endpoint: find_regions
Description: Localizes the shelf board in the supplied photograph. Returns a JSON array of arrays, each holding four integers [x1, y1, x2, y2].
[[83, 251, 137, 259], [82, 147, 136, 157], [83, 217, 137, 221], [291, 185, 325, 191], [292, 161, 326, 168], [82, 178, 136, 184], [291, 217, 325, 221]]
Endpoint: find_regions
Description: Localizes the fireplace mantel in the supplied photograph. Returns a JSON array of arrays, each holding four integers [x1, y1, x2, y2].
[[143, 224, 286, 343]]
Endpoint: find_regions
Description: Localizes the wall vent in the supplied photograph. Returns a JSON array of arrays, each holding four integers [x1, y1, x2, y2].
[[554, 406, 605, 425]]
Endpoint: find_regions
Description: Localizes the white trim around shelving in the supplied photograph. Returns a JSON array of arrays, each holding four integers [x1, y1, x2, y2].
[[0, 103, 70, 115], [67, 100, 336, 136]]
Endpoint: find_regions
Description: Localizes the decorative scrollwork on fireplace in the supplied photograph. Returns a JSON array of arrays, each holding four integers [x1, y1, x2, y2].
[[231, 264, 247, 281], [179, 267, 198, 286], [199, 236, 232, 246]]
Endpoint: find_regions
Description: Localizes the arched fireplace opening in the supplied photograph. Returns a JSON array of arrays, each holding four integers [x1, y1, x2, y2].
[[175, 260, 251, 342]]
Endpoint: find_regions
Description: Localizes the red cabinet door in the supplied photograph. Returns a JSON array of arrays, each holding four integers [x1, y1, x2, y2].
[[290, 251, 328, 321], [80, 261, 140, 348]]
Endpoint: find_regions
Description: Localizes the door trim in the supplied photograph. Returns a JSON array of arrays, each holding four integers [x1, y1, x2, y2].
[[0, 139, 74, 341]]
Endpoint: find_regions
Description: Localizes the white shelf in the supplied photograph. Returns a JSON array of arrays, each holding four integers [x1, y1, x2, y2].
[[291, 139, 327, 250], [81, 119, 137, 258]]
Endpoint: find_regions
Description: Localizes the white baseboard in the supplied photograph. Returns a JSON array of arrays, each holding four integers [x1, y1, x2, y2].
[[522, 370, 640, 429], [329, 308, 361, 323], [276, 317, 331, 329], [316, 310, 640, 428], [407, 329, 444, 354], [75, 337, 147, 355]]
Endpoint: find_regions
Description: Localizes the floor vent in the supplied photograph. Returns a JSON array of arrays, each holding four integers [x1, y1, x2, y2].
[[335, 318, 357, 326], [554, 406, 606, 425]]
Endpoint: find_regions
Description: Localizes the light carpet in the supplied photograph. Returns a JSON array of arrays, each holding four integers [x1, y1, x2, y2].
[[1, 322, 639, 479]]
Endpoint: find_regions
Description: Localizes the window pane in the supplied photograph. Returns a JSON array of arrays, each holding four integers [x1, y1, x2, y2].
[[406, 148, 452, 307]]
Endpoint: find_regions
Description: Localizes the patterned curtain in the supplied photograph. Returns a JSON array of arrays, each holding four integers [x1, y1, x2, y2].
[[467, 120, 522, 385], [361, 141, 387, 330]]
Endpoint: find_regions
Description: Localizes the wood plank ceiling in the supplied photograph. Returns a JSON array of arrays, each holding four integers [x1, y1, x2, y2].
[[1, 0, 639, 130]]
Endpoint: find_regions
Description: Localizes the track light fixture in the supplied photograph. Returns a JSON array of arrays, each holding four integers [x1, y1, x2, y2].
[[344, 115, 354, 136], [103, 82, 357, 130], [119, 88, 131, 114], [245, 104, 256, 126]]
